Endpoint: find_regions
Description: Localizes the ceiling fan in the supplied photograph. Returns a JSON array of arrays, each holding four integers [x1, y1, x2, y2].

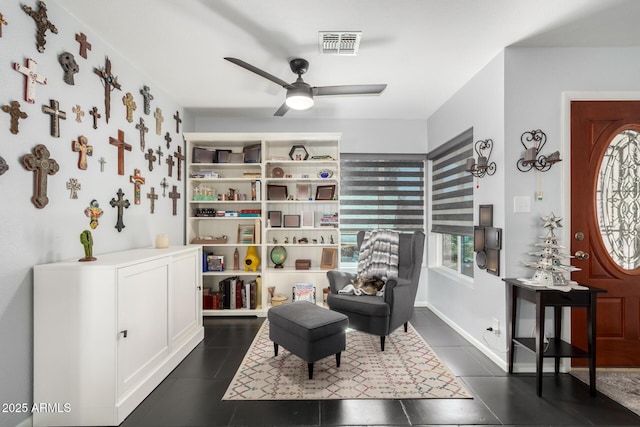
[[224, 57, 387, 116]]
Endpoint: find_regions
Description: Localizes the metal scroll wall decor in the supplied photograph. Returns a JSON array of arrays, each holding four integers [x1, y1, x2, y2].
[[516, 129, 561, 172], [465, 139, 497, 178]]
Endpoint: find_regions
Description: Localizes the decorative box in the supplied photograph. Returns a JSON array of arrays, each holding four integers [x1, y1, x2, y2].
[[295, 259, 311, 270]]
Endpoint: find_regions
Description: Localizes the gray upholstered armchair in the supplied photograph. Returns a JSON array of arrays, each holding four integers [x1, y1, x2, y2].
[[326, 230, 425, 350]]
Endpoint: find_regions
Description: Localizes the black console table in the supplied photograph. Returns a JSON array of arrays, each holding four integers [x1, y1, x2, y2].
[[503, 278, 606, 397]]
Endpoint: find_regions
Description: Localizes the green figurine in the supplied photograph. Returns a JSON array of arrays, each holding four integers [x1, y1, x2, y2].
[[79, 229, 97, 262]]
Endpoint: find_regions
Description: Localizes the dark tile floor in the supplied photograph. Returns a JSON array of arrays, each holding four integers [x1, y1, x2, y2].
[[120, 308, 640, 426]]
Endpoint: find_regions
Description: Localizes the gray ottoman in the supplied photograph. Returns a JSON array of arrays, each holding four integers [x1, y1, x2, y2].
[[268, 301, 348, 379]]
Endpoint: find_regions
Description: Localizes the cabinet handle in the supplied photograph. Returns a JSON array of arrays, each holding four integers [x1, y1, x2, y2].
[[120, 330, 128, 338], [197, 286, 202, 290]]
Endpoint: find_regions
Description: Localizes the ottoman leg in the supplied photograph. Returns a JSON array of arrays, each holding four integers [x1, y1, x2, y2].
[[273, 342, 278, 356], [336, 352, 341, 368], [308, 363, 313, 379]]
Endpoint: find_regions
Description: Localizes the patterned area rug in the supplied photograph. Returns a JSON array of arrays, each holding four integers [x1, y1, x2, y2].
[[571, 369, 640, 416], [223, 321, 472, 400]]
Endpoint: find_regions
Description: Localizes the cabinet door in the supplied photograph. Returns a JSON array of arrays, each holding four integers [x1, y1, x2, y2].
[[170, 249, 201, 346], [117, 258, 169, 399]]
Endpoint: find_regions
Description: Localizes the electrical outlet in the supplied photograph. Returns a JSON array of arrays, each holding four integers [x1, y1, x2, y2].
[[491, 318, 500, 335]]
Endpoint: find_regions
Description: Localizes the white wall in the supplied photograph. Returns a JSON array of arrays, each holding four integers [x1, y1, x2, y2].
[[0, 2, 184, 425]]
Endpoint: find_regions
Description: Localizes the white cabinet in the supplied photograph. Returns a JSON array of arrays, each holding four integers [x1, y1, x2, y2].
[[33, 246, 203, 427]]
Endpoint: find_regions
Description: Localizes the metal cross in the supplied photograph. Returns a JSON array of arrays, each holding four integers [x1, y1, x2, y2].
[[145, 148, 156, 172], [140, 85, 154, 115], [135, 117, 148, 152], [72, 104, 84, 122], [94, 57, 121, 123], [72, 135, 93, 170], [2, 100, 28, 135], [66, 178, 81, 199], [160, 178, 168, 197], [13, 58, 47, 104], [122, 92, 136, 123], [98, 157, 106, 172], [129, 168, 146, 205], [173, 111, 182, 133], [89, 106, 101, 129], [169, 185, 181, 216], [0, 156, 9, 175], [155, 145, 164, 166], [22, 144, 59, 209], [109, 188, 130, 232], [164, 132, 172, 149], [22, 1, 58, 53], [166, 155, 175, 177], [147, 187, 158, 214], [109, 129, 132, 175], [0, 13, 8, 38], [75, 32, 91, 58], [42, 99, 66, 138], [174, 146, 185, 181], [154, 107, 164, 135]]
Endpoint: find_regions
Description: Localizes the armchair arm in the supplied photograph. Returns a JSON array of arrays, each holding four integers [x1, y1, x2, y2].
[[327, 270, 357, 294], [383, 277, 412, 305]]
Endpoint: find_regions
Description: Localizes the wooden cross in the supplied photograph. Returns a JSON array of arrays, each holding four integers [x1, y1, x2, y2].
[[2, 100, 28, 135], [109, 188, 130, 232], [75, 32, 91, 59], [98, 157, 106, 172], [164, 132, 172, 149], [14, 58, 47, 104], [22, 144, 59, 209], [66, 178, 81, 199], [90, 106, 101, 129], [173, 111, 182, 133], [0, 156, 9, 175], [135, 117, 148, 152], [129, 168, 146, 204], [0, 13, 7, 38], [155, 145, 164, 165], [160, 178, 168, 197], [174, 146, 185, 181], [166, 155, 175, 177], [147, 187, 158, 214], [140, 85, 154, 115], [145, 148, 156, 172], [94, 57, 121, 123], [122, 92, 136, 123], [58, 52, 78, 85], [169, 185, 181, 216], [42, 99, 66, 138], [154, 107, 164, 135], [109, 129, 132, 175], [22, 1, 58, 53], [72, 135, 93, 170], [72, 104, 84, 122]]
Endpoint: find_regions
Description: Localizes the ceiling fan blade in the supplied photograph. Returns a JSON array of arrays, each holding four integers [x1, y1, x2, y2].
[[224, 57, 292, 88], [273, 102, 290, 117], [313, 84, 387, 96]]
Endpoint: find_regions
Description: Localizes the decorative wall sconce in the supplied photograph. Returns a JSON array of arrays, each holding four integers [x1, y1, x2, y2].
[[516, 129, 561, 172], [465, 139, 496, 178]]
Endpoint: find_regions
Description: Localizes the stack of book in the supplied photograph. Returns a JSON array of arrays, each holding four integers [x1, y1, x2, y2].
[[218, 277, 259, 309], [320, 212, 339, 227]]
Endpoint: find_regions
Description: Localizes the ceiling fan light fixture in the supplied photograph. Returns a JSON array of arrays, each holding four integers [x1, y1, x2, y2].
[[285, 87, 314, 110]]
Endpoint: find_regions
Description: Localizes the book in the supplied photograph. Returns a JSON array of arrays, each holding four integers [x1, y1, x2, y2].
[[207, 255, 224, 272]]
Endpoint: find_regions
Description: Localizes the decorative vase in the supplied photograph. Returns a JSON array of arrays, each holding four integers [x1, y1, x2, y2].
[[244, 245, 260, 272]]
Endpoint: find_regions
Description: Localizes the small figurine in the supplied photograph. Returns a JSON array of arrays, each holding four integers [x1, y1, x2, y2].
[[272, 237, 278, 244], [292, 236, 297, 244], [79, 229, 96, 262], [320, 236, 325, 244], [284, 236, 289, 244], [330, 235, 335, 244]]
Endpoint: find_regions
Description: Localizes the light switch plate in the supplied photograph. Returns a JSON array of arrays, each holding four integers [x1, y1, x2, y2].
[[514, 196, 531, 213]]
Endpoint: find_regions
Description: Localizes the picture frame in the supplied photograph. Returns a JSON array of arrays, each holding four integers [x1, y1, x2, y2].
[[474, 226, 485, 252], [267, 184, 288, 200], [283, 214, 300, 228], [237, 224, 255, 244], [296, 183, 311, 200], [192, 147, 215, 163], [243, 143, 261, 163], [300, 210, 314, 228], [289, 144, 309, 160], [228, 152, 245, 163], [485, 227, 502, 250], [215, 149, 231, 163], [320, 247, 337, 269], [485, 248, 500, 276], [479, 204, 493, 227], [315, 184, 336, 201], [268, 210, 282, 228]]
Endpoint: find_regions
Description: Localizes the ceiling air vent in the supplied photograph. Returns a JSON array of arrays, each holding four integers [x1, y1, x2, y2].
[[319, 32, 361, 56]]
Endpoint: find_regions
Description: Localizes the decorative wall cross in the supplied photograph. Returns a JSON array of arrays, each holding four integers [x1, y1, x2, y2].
[[129, 168, 146, 204], [135, 117, 148, 151], [14, 58, 47, 104], [22, 1, 58, 53], [109, 129, 132, 175], [140, 85, 154, 115], [160, 178, 168, 197], [122, 92, 136, 123], [98, 157, 106, 172], [164, 132, 172, 149], [147, 187, 158, 214], [0, 156, 9, 175], [42, 99, 66, 138], [173, 111, 182, 133], [145, 148, 156, 172], [2, 100, 28, 135], [72, 104, 84, 122], [166, 155, 174, 177], [110, 188, 130, 232], [90, 106, 101, 129], [58, 52, 78, 85], [75, 32, 91, 59], [66, 178, 81, 199], [22, 144, 59, 209], [0, 13, 7, 38], [84, 199, 103, 229], [94, 57, 121, 123], [174, 146, 185, 181], [155, 145, 164, 165], [72, 135, 93, 170], [154, 107, 163, 135], [169, 185, 181, 216]]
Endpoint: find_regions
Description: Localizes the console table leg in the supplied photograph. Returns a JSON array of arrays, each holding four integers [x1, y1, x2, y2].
[[536, 293, 545, 397]]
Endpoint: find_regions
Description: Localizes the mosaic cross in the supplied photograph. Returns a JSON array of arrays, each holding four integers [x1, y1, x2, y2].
[[13, 58, 47, 104], [109, 129, 132, 175], [135, 117, 148, 151], [173, 111, 182, 133], [174, 146, 185, 181], [160, 177, 168, 197], [0, 13, 7, 38], [147, 187, 158, 214], [89, 106, 101, 129], [129, 168, 146, 205], [164, 132, 172, 149], [2, 100, 28, 135], [166, 155, 174, 177], [109, 188, 130, 232], [22, 144, 59, 209], [154, 107, 163, 135], [22, 1, 58, 53], [72, 135, 93, 170], [75, 32, 91, 59], [66, 178, 81, 199], [155, 145, 164, 166], [42, 99, 66, 138], [140, 85, 153, 115], [98, 156, 106, 172], [169, 185, 181, 216], [145, 148, 156, 172], [72, 104, 84, 122], [122, 92, 136, 123], [94, 57, 121, 123]]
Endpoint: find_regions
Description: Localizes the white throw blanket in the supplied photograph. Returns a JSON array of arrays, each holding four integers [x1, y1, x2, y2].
[[357, 229, 400, 281]]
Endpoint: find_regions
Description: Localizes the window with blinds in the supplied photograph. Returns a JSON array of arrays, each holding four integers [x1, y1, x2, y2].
[[339, 154, 425, 262]]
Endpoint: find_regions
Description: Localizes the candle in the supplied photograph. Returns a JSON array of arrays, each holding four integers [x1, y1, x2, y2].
[[524, 147, 537, 163], [155, 233, 169, 249], [465, 158, 475, 171], [477, 156, 488, 167]]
